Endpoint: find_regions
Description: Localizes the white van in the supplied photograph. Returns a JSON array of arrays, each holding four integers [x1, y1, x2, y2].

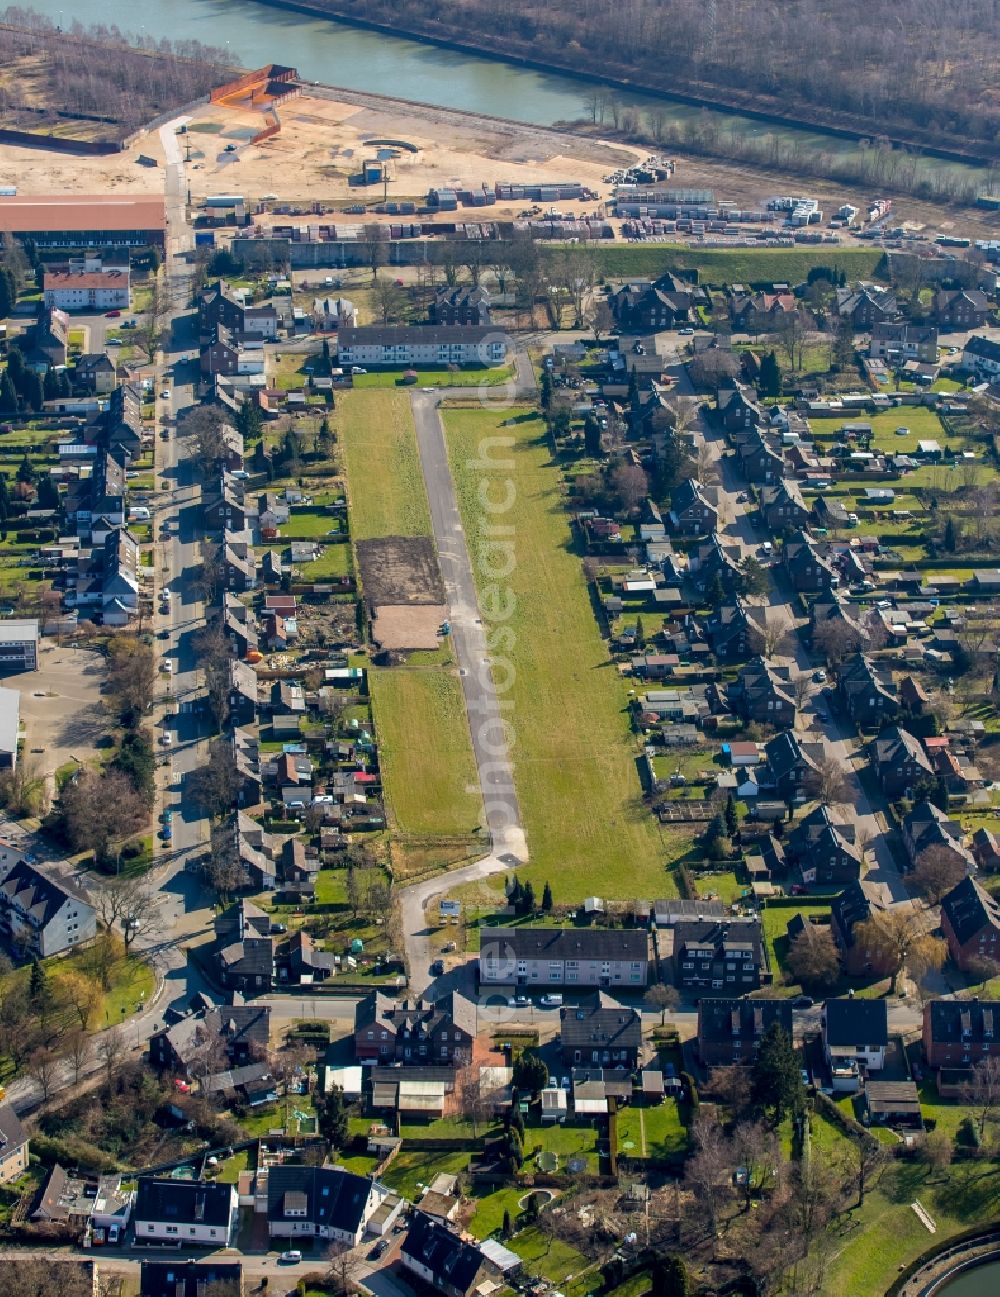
[[539, 994, 563, 1008], [128, 505, 151, 521]]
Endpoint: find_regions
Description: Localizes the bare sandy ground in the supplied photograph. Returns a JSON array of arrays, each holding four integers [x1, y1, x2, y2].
[[0, 85, 995, 238]]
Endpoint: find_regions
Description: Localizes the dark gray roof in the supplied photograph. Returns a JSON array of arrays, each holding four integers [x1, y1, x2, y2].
[[402, 1211, 484, 1292], [824, 997, 887, 1047], [140, 1261, 244, 1297], [559, 996, 642, 1050], [831, 880, 878, 948], [266, 1165, 373, 1232], [0, 1103, 27, 1157], [941, 876, 1000, 946], [698, 997, 792, 1045], [0, 859, 92, 926], [340, 325, 497, 347], [484, 926, 648, 963], [135, 1178, 234, 1228], [674, 919, 762, 960], [152, 1004, 270, 1069], [926, 998, 1000, 1045]]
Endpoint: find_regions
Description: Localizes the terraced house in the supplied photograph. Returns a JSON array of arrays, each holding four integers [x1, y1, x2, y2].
[[479, 927, 649, 990], [354, 991, 476, 1066]]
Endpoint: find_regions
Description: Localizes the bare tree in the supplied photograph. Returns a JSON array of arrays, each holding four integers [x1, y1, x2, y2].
[[709, 1062, 752, 1117], [181, 404, 229, 475], [187, 737, 241, 820], [361, 224, 389, 281], [204, 825, 247, 906], [786, 925, 841, 987], [813, 616, 867, 665], [584, 298, 615, 343], [961, 1055, 1000, 1138], [369, 279, 407, 325], [855, 907, 946, 993], [804, 754, 853, 808], [685, 1113, 731, 1249], [105, 635, 156, 721], [65, 1026, 90, 1085], [732, 1119, 781, 1212], [644, 982, 679, 1025], [748, 613, 794, 658], [60, 768, 148, 870], [27, 1045, 61, 1101], [913, 845, 970, 903], [95, 1024, 127, 1080], [854, 1135, 889, 1206]]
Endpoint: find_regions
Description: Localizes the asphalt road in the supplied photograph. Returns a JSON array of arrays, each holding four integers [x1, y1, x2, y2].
[[403, 386, 528, 995]]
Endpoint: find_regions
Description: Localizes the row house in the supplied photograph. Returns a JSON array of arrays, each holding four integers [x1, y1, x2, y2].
[[479, 926, 649, 989], [783, 529, 838, 594], [729, 656, 796, 728], [428, 285, 491, 326], [669, 477, 719, 535], [734, 425, 784, 484], [610, 274, 693, 331], [870, 725, 933, 799], [836, 652, 897, 727], [199, 279, 279, 342], [717, 382, 763, 432], [785, 804, 862, 886], [222, 528, 257, 593], [761, 730, 822, 803], [228, 659, 258, 726], [759, 477, 810, 532]]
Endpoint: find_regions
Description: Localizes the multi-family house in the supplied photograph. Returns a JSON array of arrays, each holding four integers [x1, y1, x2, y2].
[[782, 529, 837, 594], [73, 352, 117, 395], [338, 325, 508, 368], [213, 900, 274, 996], [200, 324, 266, 377], [836, 653, 898, 727], [479, 927, 649, 990], [735, 425, 785, 484], [691, 532, 744, 595], [23, 305, 69, 369], [558, 995, 642, 1069], [717, 382, 763, 432], [972, 827, 1000, 874], [831, 879, 889, 976], [669, 478, 719, 535], [221, 594, 259, 659], [729, 656, 796, 727], [428, 285, 491, 326], [785, 804, 862, 886], [266, 1165, 398, 1244], [869, 321, 939, 364], [759, 478, 810, 533], [43, 267, 130, 312], [835, 285, 898, 330], [232, 727, 263, 809], [139, 1261, 244, 1297], [923, 999, 1000, 1070], [823, 997, 888, 1089], [933, 289, 990, 330], [697, 998, 793, 1068], [354, 992, 476, 1066], [204, 476, 248, 534], [99, 382, 143, 461], [729, 291, 801, 334], [672, 919, 763, 994], [812, 494, 852, 531], [0, 860, 95, 958], [902, 800, 975, 875], [870, 725, 933, 799], [133, 1179, 238, 1248], [940, 876, 1000, 973], [222, 529, 257, 593], [149, 1003, 270, 1077]]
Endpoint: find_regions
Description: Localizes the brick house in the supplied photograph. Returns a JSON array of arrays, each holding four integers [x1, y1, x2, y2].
[[717, 383, 763, 432], [354, 991, 476, 1066], [869, 322, 939, 364], [728, 656, 796, 727], [933, 289, 990, 330], [760, 478, 810, 532], [831, 879, 887, 977], [835, 285, 898, 330], [837, 653, 898, 727], [923, 998, 1000, 1070], [940, 876, 1000, 974], [669, 477, 719, 535], [785, 804, 862, 886], [558, 995, 642, 1068], [783, 530, 838, 594], [610, 275, 693, 331], [697, 998, 793, 1068], [428, 286, 491, 326], [672, 919, 763, 994], [902, 800, 974, 875]]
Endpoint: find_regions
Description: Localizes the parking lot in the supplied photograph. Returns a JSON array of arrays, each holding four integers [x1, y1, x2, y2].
[[5, 641, 107, 793]]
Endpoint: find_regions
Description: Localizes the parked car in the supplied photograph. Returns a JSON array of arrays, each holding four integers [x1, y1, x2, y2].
[[105, 310, 121, 318], [539, 994, 563, 1008], [280, 1251, 302, 1264], [792, 994, 814, 1008], [368, 1240, 389, 1261], [510, 995, 531, 1008], [429, 959, 444, 976]]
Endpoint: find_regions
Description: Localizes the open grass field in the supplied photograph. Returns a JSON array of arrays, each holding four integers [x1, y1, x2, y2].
[[353, 365, 516, 390], [337, 390, 432, 540], [369, 662, 484, 838], [443, 407, 671, 900], [581, 244, 884, 287]]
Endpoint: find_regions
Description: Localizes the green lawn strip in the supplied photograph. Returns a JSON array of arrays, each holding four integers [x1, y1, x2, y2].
[[508, 1223, 588, 1284], [443, 407, 672, 900], [618, 1100, 687, 1160], [369, 664, 484, 838], [352, 365, 516, 389], [338, 390, 432, 540], [521, 1118, 600, 1173], [578, 244, 883, 287], [284, 508, 345, 538]]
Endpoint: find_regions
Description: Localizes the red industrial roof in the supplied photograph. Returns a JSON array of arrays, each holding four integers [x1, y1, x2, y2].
[[0, 195, 165, 234]]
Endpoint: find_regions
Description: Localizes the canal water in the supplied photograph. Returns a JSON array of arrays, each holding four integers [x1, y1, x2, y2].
[[25, 0, 887, 154], [938, 1259, 1000, 1296]]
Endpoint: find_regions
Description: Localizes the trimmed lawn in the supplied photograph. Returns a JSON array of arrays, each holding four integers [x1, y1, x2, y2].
[[379, 1149, 470, 1200], [444, 408, 670, 900], [338, 390, 432, 539], [468, 1185, 527, 1240], [369, 663, 484, 838], [509, 1224, 588, 1285], [617, 1100, 687, 1160], [522, 1119, 600, 1174], [295, 544, 352, 579], [353, 365, 516, 389], [761, 902, 832, 984]]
